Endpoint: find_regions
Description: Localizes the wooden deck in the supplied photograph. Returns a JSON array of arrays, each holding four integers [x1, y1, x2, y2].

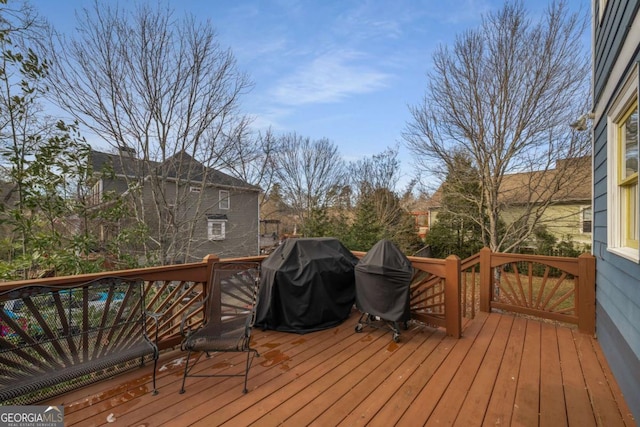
[[45, 310, 635, 426]]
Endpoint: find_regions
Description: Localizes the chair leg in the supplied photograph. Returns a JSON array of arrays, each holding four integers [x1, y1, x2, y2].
[[179, 349, 192, 394], [152, 351, 159, 395], [242, 349, 258, 394]]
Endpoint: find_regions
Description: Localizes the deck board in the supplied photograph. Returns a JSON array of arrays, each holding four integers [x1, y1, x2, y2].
[[539, 321, 567, 427], [205, 323, 379, 426], [348, 329, 453, 426], [393, 311, 488, 425], [454, 313, 513, 426], [512, 320, 541, 426], [483, 315, 527, 426], [43, 310, 635, 427], [557, 326, 598, 427], [428, 311, 501, 425], [334, 327, 441, 426], [592, 335, 637, 426], [573, 329, 628, 427]]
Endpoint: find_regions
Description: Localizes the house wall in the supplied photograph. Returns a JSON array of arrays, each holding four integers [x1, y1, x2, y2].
[[592, 0, 640, 418], [500, 203, 592, 248], [140, 182, 259, 262], [195, 186, 260, 260], [428, 203, 591, 249], [101, 177, 129, 196]]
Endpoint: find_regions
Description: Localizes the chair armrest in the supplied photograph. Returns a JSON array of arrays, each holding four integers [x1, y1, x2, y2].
[[144, 311, 163, 346]]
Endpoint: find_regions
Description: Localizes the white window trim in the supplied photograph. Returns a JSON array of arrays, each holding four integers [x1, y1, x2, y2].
[[581, 205, 592, 234], [607, 65, 640, 262], [189, 186, 201, 193], [91, 179, 103, 204], [207, 219, 226, 241], [219, 190, 230, 210]]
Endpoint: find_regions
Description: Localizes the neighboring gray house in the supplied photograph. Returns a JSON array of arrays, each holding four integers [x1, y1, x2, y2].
[[89, 148, 260, 262], [592, 0, 640, 418]]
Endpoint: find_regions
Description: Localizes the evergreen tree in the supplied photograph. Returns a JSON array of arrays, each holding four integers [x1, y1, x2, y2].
[[426, 152, 485, 258], [343, 195, 383, 251]]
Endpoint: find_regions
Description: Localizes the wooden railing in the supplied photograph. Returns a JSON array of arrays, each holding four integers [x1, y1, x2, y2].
[[0, 254, 268, 352], [0, 248, 595, 404], [0, 247, 595, 353], [461, 247, 595, 335], [406, 255, 461, 338], [460, 252, 481, 320]]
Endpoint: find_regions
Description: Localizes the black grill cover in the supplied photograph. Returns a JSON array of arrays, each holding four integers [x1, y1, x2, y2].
[[254, 237, 358, 333], [355, 239, 412, 322]]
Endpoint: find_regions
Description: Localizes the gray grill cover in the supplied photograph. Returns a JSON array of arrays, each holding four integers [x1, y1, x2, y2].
[[355, 239, 412, 322], [255, 237, 358, 333]]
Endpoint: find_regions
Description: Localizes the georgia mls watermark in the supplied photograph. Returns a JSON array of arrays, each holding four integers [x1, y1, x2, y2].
[[0, 406, 63, 427]]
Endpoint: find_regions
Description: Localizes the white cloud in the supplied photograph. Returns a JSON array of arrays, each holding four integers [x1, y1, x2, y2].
[[334, 3, 406, 41], [271, 50, 391, 106], [248, 106, 291, 131]]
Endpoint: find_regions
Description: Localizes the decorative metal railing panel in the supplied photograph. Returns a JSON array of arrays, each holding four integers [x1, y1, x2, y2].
[[0, 277, 157, 405]]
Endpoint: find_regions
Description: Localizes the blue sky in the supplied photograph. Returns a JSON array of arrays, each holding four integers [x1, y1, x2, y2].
[[30, 0, 590, 189]]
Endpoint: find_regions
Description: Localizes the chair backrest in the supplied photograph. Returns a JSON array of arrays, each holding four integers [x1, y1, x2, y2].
[[205, 262, 260, 331]]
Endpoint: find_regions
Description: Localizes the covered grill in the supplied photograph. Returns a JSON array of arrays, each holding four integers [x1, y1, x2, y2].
[[254, 237, 358, 334], [354, 239, 413, 342]]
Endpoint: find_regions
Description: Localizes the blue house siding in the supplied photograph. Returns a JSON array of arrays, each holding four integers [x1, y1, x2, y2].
[[592, 0, 640, 420], [593, 1, 640, 103], [596, 304, 640, 413]]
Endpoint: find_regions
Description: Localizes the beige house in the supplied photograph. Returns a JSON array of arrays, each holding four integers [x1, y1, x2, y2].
[[427, 156, 591, 248]]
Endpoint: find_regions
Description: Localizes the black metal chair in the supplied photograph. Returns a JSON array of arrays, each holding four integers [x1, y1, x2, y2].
[[179, 262, 260, 394]]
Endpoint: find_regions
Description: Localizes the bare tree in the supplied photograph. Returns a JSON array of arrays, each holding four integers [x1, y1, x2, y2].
[[346, 147, 411, 241], [218, 126, 281, 211], [42, 1, 254, 263], [348, 146, 401, 199], [404, 0, 590, 252], [273, 133, 345, 235]]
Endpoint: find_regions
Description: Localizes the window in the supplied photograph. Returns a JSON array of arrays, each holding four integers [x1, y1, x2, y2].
[[90, 179, 103, 205], [189, 186, 201, 193], [620, 103, 638, 248], [207, 219, 226, 241], [219, 190, 230, 209], [581, 206, 592, 233], [607, 66, 639, 261]]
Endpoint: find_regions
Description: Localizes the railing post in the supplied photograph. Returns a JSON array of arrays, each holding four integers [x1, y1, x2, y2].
[[577, 253, 596, 335], [445, 255, 462, 338], [479, 247, 492, 313]]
